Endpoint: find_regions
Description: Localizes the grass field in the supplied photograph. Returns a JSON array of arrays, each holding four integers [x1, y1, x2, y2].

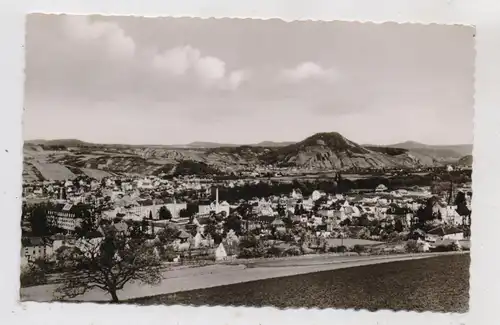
[[129, 254, 469, 313], [32, 162, 76, 181], [80, 168, 113, 180], [326, 238, 382, 247]]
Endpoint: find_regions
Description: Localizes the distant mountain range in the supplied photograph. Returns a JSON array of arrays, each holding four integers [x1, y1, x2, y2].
[[25, 139, 295, 149], [23, 133, 473, 181]]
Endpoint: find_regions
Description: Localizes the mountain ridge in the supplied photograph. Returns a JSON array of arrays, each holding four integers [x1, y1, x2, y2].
[[23, 132, 473, 181], [25, 138, 472, 150]]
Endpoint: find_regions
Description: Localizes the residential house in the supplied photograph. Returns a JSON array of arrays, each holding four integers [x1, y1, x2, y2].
[[21, 237, 48, 266], [215, 242, 228, 261], [427, 226, 464, 241], [311, 190, 323, 202], [376, 184, 388, 193]]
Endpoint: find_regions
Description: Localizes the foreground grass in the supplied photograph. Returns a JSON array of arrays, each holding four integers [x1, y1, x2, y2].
[[128, 254, 469, 313]]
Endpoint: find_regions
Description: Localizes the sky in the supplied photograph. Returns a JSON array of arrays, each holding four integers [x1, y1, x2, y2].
[[24, 14, 475, 146]]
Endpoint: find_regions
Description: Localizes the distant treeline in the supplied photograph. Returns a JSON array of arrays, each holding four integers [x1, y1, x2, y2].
[[212, 170, 472, 203]]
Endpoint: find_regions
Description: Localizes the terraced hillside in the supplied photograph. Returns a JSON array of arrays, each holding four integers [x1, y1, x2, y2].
[[23, 132, 472, 181]]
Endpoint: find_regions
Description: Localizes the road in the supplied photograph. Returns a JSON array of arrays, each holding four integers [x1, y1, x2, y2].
[[20, 252, 466, 302]]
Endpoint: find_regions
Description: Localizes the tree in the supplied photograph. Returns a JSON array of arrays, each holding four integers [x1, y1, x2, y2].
[[28, 203, 54, 236], [158, 226, 179, 244], [179, 208, 194, 221], [129, 222, 144, 239], [75, 205, 97, 237], [224, 214, 242, 235], [141, 219, 149, 234], [352, 244, 365, 255], [355, 214, 370, 227], [294, 203, 305, 215], [277, 204, 286, 217], [205, 219, 217, 237], [149, 211, 153, 220], [339, 218, 352, 227], [394, 219, 404, 232], [20, 260, 47, 287], [54, 233, 163, 303], [158, 206, 172, 220]]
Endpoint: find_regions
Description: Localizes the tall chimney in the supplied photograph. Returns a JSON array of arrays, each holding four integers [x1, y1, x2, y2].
[[173, 197, 177, 218], [215, 188, 219, 213]]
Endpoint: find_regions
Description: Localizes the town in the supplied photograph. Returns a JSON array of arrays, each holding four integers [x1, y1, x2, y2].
[[19, 14, 474, 312], [21, 164, 472, 296]]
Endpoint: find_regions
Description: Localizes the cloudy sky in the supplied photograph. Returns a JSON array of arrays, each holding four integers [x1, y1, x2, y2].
[[24, 14, 475, 145]]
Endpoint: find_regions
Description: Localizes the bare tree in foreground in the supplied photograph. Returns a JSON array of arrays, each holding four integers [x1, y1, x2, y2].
[[54, 232, 163, 302]]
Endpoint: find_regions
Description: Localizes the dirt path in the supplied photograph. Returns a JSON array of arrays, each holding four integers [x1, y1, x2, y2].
[[20, 252, 466, 302]]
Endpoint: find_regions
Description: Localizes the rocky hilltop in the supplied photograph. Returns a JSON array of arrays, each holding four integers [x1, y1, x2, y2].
[[260, 132, 421, 169]]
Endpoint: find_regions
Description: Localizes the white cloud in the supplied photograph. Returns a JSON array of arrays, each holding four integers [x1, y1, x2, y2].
[[62, 15, 136, 61], [152, 45, 249, 90], [196, 56, 226, 81], [152, 46, 195, 76], [281, 62, 337, 83]]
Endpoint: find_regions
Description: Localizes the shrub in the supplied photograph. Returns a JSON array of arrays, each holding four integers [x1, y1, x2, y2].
[[20, 263, 47, 287], [238, 247, 265, 259], [239, 236, 260, 249], [328, 245, 347, 253], [266, 246, 285, 258], [450, 241, 462, 251], [283, 247, 301, 256], [405, 240, 420, 253], [352, 244, 366, 255], [431, 241, 462, 252]]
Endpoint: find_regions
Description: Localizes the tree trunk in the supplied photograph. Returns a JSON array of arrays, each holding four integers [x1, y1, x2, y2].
[[110, 290, 119, 303]]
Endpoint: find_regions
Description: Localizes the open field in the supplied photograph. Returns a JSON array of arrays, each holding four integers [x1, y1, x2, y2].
[[80, 168, 113, 180], [326, 238, 382, 247], [130, 253, 469, 313], [32, 162, 76, 181], [21, 252, 466, 303]]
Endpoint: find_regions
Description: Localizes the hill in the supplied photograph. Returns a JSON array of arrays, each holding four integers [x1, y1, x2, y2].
[[252, 141, 295, 147], [384, 141, 473, 164], [261, 132, 421, 169], [23, 132, 472, 181], [457, 155, 473, 166]]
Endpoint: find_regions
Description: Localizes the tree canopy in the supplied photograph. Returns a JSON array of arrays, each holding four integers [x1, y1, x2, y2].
[[54, 233, 163, 302]]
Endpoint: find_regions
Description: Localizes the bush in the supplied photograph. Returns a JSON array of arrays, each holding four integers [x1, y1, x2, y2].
[[405, 240, 420, 253], [20, 263, 47, 287], [238, 247, 265, 259], [352, 244, 366, 255], [239, 236, 260, 249], [450, 241, 462, 251], [431, 242, 462, 252], [266, 246, 285, 258], [328, 245, 347, 253], [283, 247, 301, 256]]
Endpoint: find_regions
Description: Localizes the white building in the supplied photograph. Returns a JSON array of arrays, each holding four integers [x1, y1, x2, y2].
[[215, 243, 228, 261], [311, 190, 323, 202], [137, 178, 154, 189], [21, 237, 48, 266], [47, 203, 83, 231]]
